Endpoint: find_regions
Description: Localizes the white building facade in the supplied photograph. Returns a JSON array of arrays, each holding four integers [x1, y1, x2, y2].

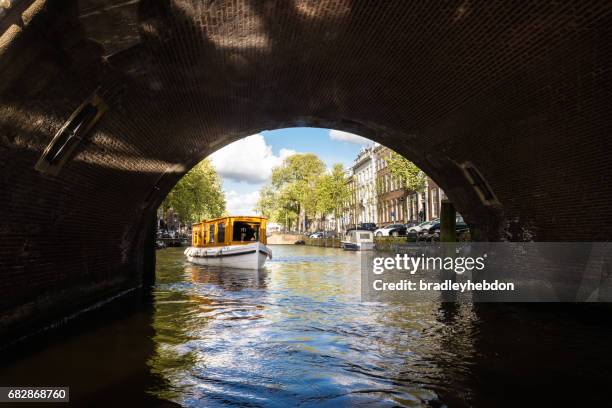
[[352, 143, 379, 225]]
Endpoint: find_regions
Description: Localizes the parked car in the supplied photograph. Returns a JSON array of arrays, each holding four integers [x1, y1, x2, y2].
[[421, 216, 469, 241], [407, 219, 439, 234], [358, 223, 377, 231], [404, 221, 420, 229], [374, 223, 407, 237], [323, 231, 339, 238], [309, 232, 324, 239]]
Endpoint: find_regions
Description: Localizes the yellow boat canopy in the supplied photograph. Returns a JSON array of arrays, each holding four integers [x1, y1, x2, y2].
[[191, 216, 267, 247]]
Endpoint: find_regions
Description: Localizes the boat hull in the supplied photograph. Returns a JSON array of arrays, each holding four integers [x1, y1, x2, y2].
[[341, 241, 375, 251], [184, 242, 272, 269]]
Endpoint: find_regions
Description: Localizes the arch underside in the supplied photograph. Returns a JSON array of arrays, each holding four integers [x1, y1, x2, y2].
[[0, 0, 611, 341]]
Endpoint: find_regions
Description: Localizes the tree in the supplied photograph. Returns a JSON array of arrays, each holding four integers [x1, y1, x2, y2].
[[385, 151, 426, 193], [161, 159, 225, 224], [315, 163, 350, 232], [256, 156, 350, 232], [254, 185, 296, 230], [254, 185, 277, 220], [270, 154, 326, 232]]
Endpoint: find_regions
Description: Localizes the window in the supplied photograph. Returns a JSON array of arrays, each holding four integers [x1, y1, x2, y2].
[[194, 226, 203, 245], [192, 226, 198, 245], [232, 222, 260, 242], [431, 188, 439, 218], [218, 223, 225, 242], [209, 224, 215, 243]]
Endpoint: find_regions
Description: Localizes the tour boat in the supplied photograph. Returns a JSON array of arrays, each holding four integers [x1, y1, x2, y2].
[[185, 216, 272, 269], [341, 229, 375, 251]]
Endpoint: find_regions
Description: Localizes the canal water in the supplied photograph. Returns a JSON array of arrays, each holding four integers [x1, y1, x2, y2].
[[2, 246, 612, 407]]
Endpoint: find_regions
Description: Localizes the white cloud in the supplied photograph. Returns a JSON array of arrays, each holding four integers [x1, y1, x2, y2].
[[224, 190, 260, 215], [208, 134, 296, 184], [329, 129, 370, 145]]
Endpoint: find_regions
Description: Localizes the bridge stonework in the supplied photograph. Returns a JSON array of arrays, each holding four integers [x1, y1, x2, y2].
[[0, 0, 611, 342]]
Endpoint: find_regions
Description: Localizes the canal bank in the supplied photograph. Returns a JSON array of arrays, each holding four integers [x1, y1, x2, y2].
[[302, 236, 412, 251], [1, 246, 612, 407]]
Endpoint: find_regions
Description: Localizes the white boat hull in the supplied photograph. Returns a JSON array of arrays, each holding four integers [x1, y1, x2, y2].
[[184, 242, 272, 269]]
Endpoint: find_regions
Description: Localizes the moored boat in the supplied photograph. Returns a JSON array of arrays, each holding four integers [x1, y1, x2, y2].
[[185, 216, 272, 269], [341, 229, 375, 251]]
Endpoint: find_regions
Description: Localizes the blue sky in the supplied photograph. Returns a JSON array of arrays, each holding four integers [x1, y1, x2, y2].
[[207, 127, 372, 215], [263, 128, 366, 169]]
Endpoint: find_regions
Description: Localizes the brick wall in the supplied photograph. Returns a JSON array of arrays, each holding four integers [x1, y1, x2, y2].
[[1, 0, 611, 342]]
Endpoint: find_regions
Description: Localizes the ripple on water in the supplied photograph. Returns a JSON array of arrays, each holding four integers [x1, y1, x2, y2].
[[150, 246, 476, 407]]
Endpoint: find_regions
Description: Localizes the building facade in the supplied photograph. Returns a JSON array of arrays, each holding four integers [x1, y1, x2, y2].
[[375, 144, 407, 225], [403, 176, 446, 224], [352, 144, 379, 226], [341, 170, 357, 230], [342, 144, 446, 229]]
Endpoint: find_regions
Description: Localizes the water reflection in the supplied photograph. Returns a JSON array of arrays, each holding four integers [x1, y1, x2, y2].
[[149, 247, 479, 407], [2, 246, 612, 407], [0, 291, 176, 406]]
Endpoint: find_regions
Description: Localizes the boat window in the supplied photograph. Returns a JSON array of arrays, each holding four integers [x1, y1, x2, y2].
[[218, 223, 225, 242], [232, 222, 260, 242], [359, 233, 370, 240], [209, 224, 215, 243]]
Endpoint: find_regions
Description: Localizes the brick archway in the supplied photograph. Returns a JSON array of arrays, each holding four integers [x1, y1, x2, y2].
[[1, 0, 611, 342]]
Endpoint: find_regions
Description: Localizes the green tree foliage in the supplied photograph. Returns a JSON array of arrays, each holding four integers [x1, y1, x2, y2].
[[254, 185, 277, 219], [315, 164, 351, 231], [255, 185, 299, 230], [257, 153, 346, 231], [162, 159, 226, 223], [385, 151, 426, 192], [272, 154, 325, 230]]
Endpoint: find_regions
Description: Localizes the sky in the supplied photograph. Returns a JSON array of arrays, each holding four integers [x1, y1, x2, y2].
[[207, 127, 372, 215]]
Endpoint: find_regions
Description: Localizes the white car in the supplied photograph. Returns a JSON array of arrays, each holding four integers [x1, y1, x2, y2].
[[373, 223, 406, 237], [407, 219, 439, 234]]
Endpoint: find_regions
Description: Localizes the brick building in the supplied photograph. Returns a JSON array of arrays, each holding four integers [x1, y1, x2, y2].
[[343, 144, 446, 228], [375, 144, 406, 225], [404, 176, 446, 224]]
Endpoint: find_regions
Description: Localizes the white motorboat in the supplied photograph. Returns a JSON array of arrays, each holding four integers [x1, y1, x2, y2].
[[341, 229, 375, 251], [185, 241, 271, 269]]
